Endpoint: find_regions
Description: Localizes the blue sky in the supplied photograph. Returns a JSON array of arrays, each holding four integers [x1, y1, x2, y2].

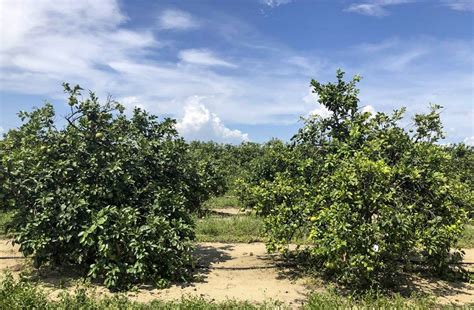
[[0, 0, 473, 144]]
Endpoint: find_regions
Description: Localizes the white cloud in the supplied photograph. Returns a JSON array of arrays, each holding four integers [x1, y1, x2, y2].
[[346, 0, 474, 16], [119, 96, 146, 110], [0, 0, 156, 96], [302, 88, 318, 105], [383, 48, 428, 71], [361, 105, 376, 120], [304, 87, 376, 119], [260, 0, 293, 7], [346, 37, 474, 143], [362, 105, 376, 114], [0, 0, 127, 51], [158, 9, 199, 30], [176, 96, 249, 143], [356, 38, 400, 53], [346, 0, 416, 16], [178, 49, 236, 68], [309, 105, 332, 118], [303, 88, 332, 118], [0, 127, 4, 135], [0, 0, 472, 145], [464, 136, 474, 146], [441, 0, 474, 12], [346, 4, 388, 16]]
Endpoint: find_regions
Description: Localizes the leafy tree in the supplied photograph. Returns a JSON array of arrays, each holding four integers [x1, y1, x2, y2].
[[446, 144, 474, 217], [236, 139, 295, 214], [185, 141, 228, 212], [186, 141, 266, 199], [0, 84, 198, 289], [242, 70, 472, 289]]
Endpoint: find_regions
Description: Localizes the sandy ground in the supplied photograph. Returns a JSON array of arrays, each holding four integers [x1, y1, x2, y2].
[[0, 240, 310, 307], [1, 239, 473, 307], [464, 248, 474, 264], [136, 242, 310, 307], [210, 208, 252, 216]]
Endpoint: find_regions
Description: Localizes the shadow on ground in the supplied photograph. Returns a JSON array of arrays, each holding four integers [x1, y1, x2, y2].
[[4, 244, 235, 291], [272, 251, 474, 304]]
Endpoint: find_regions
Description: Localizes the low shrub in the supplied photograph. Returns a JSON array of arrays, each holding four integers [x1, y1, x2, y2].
[[240, 70, 473, 290], [0, 85, 199, 289]]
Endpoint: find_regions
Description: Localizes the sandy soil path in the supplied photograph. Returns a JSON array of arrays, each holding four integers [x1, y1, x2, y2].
[[1, 239, 473, 306], [152, 242, 310, 306], [0, 240, 310, 307], [210, 208, 251, 216]]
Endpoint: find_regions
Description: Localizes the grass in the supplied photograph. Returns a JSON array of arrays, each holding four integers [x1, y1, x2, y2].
[[195, 214, 265, 243], [0, 273, 281, 309], [1, 273, 469, 310], [203, 195, 242, 209], [458, 221, 474, 248]]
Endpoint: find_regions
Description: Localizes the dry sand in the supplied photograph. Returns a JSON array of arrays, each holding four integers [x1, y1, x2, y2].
[[152, 242, 310, 306], [210, 208, 252, 216], [1, 239, 473, 306]]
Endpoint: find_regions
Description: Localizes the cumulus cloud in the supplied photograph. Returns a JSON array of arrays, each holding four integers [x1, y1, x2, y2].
[[119, 96, 146, 110], [0, 0, 127, 51], [304, 88, 376, 119], [158, 9, 199, 30], [0, 0, 156, 95], [309, 105, 331, 118], [302, 88, 331, 118], [361, 105, 376, 114], [0, 0, 311, 128], [464, 136, 474, 146], [176, 96, 249, 143], [178, 49, 236, 68], [0, 0, 472, 144]]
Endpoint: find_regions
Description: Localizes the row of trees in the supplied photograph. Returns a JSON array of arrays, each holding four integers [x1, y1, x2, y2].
[[1, 72, 473, 290]]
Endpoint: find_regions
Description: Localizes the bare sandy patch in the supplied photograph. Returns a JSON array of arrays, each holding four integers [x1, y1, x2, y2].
[[1, 239, 473, 306], [145, 242, 310, 306], [0, 239, 22, 275], [210, 208, 251, 216]]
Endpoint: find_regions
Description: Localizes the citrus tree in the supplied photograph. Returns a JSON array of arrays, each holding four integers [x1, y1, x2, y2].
[[185, 141, 228, 213], [1, 84, 199, 289], [447, 144, 474, 217], [241, 70, 473, 289]]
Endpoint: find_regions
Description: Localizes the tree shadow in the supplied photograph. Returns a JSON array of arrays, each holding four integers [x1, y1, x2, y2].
[[12, 244, 235, 291], [193, 243, 234, 266], [273, 252, 474, 303], [393, 270, 473, 301], [139, 243, 234, 290], [21, 264, 93, 290]]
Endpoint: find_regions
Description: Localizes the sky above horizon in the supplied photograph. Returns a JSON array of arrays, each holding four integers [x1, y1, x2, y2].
[[0, 0, 473, 144]]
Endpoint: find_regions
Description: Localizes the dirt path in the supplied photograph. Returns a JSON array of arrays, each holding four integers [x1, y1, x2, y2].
[[0, 240, 21, 273], [210, 208, 251, 216], [0, 240, 311, 307], [1, 239, 473, 306], [464, 248, 474, 264], [145, 242, 310, 307]]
